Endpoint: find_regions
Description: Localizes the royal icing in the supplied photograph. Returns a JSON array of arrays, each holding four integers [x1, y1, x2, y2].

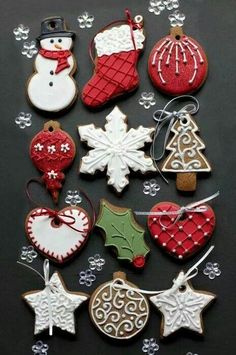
[[150, 272, 215, 337], [148, 202, 216, 260], [89, 272, 149, 340], [27, 34, 77, 111], [96, 199, 149, 268], [23, 271, 89, 335], [25, 207, 90, 263], [148, 27, 208, 96], [78, 106, 156, 193]]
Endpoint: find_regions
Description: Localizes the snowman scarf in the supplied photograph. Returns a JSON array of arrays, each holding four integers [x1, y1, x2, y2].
[[39, 49, 72, 74]]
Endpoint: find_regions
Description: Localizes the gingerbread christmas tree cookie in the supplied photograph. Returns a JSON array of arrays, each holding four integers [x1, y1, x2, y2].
[[96, 199, 150, 268]]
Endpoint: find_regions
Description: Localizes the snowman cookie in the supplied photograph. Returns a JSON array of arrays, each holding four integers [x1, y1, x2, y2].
[[27, 17, 77, 112]]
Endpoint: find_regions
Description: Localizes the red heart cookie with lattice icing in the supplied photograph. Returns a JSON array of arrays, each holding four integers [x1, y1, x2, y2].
[[25, 206, 90, 263], [147, 202, 215, 260]]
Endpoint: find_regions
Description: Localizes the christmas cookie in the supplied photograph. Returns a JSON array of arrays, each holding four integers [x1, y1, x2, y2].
[[25, 206, 91, 264], [89, 271, 149, 339], [147, 201, 216, 260], [148, 25, 208, 96], [22, 262, 89, 335], [27, 16, 77, 112], [150, 271, 216, 337], [78, 106, 156, 193], [81, 11, 145, 108], [161, 112, 211, 191], [96, 199, 149, 268], [30, 120, 75, 203]]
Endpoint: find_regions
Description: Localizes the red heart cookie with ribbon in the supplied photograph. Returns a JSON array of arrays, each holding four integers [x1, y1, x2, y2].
[[147, 202, 215, 260], [25, 206, 90, 263]]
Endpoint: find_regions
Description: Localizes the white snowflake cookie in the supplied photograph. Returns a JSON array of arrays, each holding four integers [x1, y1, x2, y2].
[[78, 106, 156, 193]]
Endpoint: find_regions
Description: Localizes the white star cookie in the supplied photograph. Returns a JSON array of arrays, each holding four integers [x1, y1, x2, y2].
[[78, 106, 156, 193], [150, 271, 216, 337], [23, 271, 89, 335]]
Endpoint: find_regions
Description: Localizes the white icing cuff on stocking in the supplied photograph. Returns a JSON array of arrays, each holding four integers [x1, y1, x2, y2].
[[95, 24, 145, 57]]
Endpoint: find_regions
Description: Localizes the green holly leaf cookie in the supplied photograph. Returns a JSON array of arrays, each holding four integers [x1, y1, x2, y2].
[[96, 199, 150, 268]]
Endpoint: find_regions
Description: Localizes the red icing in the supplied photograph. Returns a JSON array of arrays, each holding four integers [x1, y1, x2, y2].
[[81, 50, 140, 108], [132, 255, 146, 268], [39, 49, 72, 74], [148, 34, 208, 96], [30, 125, 75, 203], [147, 202, 215, 260]]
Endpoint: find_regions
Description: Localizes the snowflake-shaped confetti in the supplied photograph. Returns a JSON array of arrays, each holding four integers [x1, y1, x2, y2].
[[139, 92, 156, 109], [79, 269, 96, 287], [148, 1, 165, 15], [186, 352, 198, 355], [203, 262, 221, 280], [77, 11, 94, 28], [65, 190, 82, 206], [168, 10, 186, 27], [20, 246, 38, 263], [32, 340, 49, 355], [15, 112, 32, 129], [61, 143, 70, 152], [21, 41, 38, 58], [142, 338, 159, 354], [88, 254, 105, 271], [13, 24, 30, 41], [78, 106, 156, 193], [163, 0, 179, 11], [143, 179, 160, 196]]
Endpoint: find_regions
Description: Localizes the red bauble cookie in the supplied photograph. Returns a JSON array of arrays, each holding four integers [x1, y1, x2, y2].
[[30, 120, 75, 203], [148, 26, 208, 96], [147, 202, 215, 260]]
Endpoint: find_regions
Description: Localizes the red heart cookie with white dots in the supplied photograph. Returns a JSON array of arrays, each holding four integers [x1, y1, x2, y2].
[[147, 202, 215, 260]]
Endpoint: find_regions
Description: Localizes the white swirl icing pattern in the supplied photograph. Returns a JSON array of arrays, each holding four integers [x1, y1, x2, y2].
[[95, 24, 145, 57], [23, 272, 88, 334], [90, 279, 149, 339], [162, 113, 211, 173]]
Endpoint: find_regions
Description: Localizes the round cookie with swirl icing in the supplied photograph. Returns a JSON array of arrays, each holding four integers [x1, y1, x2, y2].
[[89, 271, 149, 340]]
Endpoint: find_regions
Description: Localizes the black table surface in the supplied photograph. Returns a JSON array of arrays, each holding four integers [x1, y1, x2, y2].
[[1, 0, 236, 354]]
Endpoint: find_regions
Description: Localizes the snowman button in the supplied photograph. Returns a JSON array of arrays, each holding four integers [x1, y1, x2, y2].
[[49, 82, 53, 86], [50, 70, 54, 75]]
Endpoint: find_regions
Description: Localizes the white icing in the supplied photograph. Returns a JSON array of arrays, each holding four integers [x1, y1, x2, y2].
[[90, 279, 149, 339], [162, 113, 211, 173], [40, 37, 73, 51], [23, 272, 88, 334], [26, 208, 89, 262], [27, 36, 76, 112], [78, 106, 156, 193], [95, 24, 145, 57], [150, 272, 215, 337]]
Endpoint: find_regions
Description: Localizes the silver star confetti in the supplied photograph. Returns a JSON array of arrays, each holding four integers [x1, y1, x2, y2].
[[15, 112, 32, 129], [77, 11, 94, 28], [21, 41, 38, 58], [148, 1, 165, 15], [65, 190, 82, 206], [139, 92, 156, 109], [20, 246, 37, 263], [143, 179, 160, 196], [203, 262, 221, 280], [79, 269, 96, 287], [13, 24, 30, 40], [168, 10, 186, 27], [142, 338, 159, 354], [88, 254, 105, 271], [163, 0, 179, 11], [32, 341, 49, 355]]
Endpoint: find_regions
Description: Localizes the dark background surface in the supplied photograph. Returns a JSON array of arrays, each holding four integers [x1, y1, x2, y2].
[[1, 0, 236, 354]]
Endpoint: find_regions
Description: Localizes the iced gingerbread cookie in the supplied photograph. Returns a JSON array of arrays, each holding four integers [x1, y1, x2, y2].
[[150, 271, 216, 337], [81, 10, 145, 108], [27, 16, 77, 112], [25, 206, 91, 264], [22, 260, 89, 335], [96, 199, 150, 268], [78, 106, 156, 193], [147, 201, 216, 260], [89, 271, 149, 340], [148, 11, 208, 96], [30, 120, 75, 203]]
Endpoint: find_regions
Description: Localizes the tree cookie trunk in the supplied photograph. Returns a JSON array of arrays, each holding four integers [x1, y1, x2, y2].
[[176, 172, 197, 192]]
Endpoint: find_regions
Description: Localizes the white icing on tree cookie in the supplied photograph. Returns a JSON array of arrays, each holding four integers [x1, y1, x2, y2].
[[78, 106, 156, 193]]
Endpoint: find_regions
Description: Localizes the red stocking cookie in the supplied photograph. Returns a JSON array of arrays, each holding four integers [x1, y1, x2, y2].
[[81, 10, 145, 108], [148, 10, 208, 96], [147, 200, 216, 260], [30, 120, 75, 203]]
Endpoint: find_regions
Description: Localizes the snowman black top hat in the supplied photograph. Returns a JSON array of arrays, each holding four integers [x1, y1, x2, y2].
[[37, 16, 75, 41]]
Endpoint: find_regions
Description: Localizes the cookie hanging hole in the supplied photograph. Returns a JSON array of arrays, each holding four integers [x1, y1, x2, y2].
[[179, 285, 186, 293], [48, 21, 56, 30], [175, 35, 181, 40], [51, 216, 62, 228], [48, 126, 54, 132]]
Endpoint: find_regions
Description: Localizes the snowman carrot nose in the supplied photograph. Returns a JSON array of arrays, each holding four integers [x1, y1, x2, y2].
[[54, 44, 62, 49]]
